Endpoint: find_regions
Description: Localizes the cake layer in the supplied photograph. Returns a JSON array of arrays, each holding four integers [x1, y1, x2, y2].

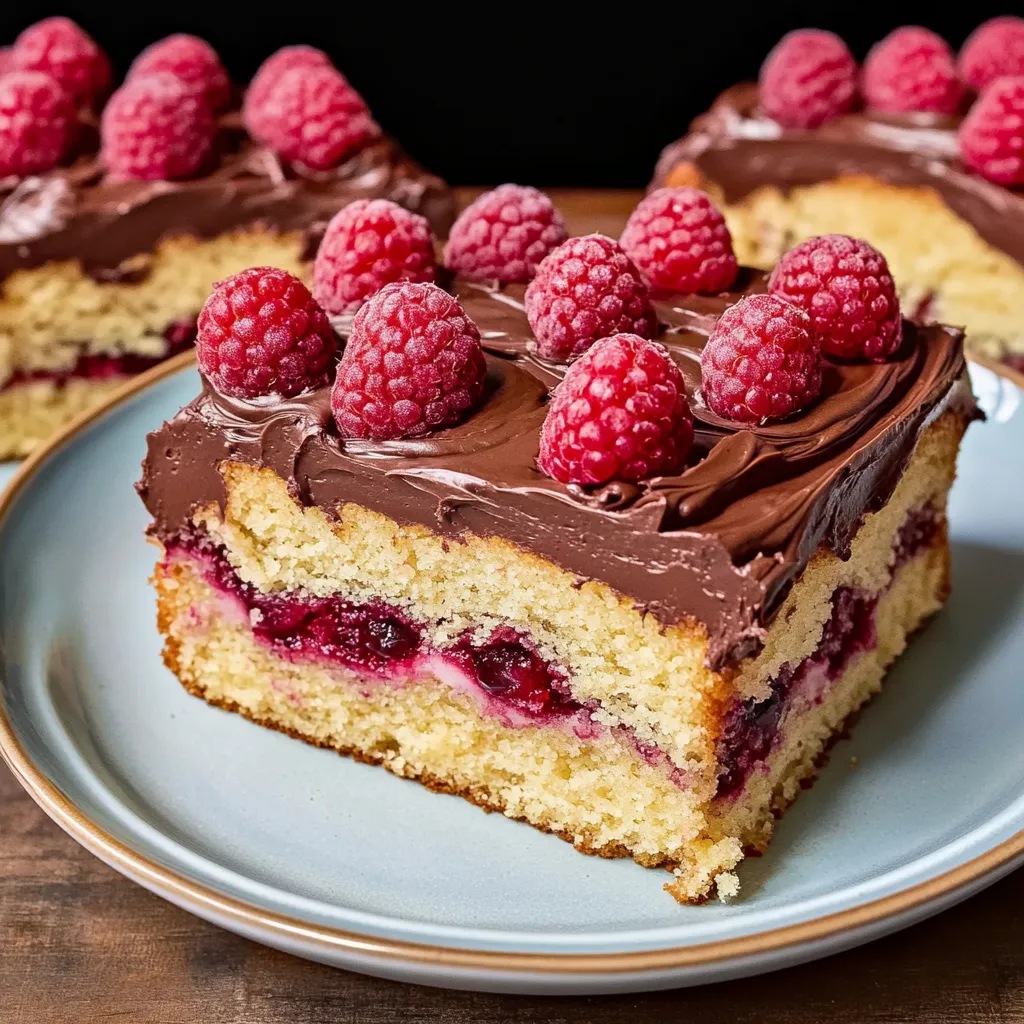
[[151, 411, 962, 902], [654, 84, 1024, 364], [0, 376, 131, 459], [140, 271, 974, 669], [0, 226, 306, 381]]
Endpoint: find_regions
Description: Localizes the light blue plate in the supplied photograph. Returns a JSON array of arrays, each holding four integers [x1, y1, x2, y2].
[[0, 361, 1022, 995]]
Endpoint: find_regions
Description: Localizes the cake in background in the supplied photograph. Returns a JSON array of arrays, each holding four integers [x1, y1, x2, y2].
[[138, 184, 978, 903], [0, 18, 453, 458], [653, 17, 1024, 375]]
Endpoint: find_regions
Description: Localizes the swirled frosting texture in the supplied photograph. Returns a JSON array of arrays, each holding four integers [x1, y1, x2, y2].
[[0, 115, 454, 279], [654, 83, 1024, 267], [139, 269, 975, 669]]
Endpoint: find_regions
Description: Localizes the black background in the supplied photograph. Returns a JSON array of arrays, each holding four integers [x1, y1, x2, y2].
[[0, 4, 1012, 186]]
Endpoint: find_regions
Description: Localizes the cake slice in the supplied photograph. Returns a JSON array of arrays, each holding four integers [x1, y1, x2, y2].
[[0, 21, 453, 458], [652, 20, 1024, 375], [138, 190, 978, 903]]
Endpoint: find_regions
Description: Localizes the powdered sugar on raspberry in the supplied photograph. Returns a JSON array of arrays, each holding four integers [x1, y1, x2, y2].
[[196, 266, 337, 398], [100, 71, 216, 181], [313, 199, 436, 315], [862, 26, 962, 114], [959, 75, 1024, 185], [443, 184, 568, 283], [128, 33, 230, 111], [700, 294, 822, 424], [620, 187, 738, 295], [759, 29, 858, 129], [768, 234, 902, 361], [0, 71, 77, 178], [248, 64, 380, 171], [538, 333, 693, 484], [959, 17, 1024, 93], [332, 281, 486, 439], [12, 17, 110, 108], [525, 234, 657, 361]]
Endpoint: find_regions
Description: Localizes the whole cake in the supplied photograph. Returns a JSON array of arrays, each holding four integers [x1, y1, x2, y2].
[[0, 18, 452, 457], [653, 19, 1024, 374], [138, 186, 978, 903]]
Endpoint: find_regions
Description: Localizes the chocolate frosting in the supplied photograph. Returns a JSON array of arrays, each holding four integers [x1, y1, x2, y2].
[[654, 83, 1024, 268], [0, 117, 454, 280], [138, 270, 976, 670]]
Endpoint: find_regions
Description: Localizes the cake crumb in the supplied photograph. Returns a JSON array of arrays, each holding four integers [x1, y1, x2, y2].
[[850, 756, 859, 769], [716, 873, 740, 902]]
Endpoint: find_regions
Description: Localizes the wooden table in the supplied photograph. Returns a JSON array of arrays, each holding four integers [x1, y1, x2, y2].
[[3, 189, 1024, 1023]]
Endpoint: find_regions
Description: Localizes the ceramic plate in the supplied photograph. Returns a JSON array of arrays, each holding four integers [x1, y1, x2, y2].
[[0, 356, 1022, 995]]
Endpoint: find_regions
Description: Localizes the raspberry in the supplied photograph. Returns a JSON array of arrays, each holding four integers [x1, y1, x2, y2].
[[250, 65, 380, 171], [0, 71, 77, 178], [862, 26, 963, 114], [312, 199, 436, 315], [537, 334, 694, 485], [0, 49, 12, 77], [128, 34, 230, 112], [525, 234, 657, 362], [100, 72, 216, 181], [960, 17, 1024, 93], [332, 282, 486, 439], [243, 45, 333, 139], [11, 17, 110, 109], [759, 30, 858, 129], [196, 266, 337, 399], [700, 294, 821, 424], [620, 187, 738, 295], [768, 235, 902, 361], [443, 184, 568, 283], [959, 76, 1024, 185]]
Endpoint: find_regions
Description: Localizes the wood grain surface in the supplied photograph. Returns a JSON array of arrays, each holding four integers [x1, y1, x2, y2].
[[2, 189, 1023, 1024]]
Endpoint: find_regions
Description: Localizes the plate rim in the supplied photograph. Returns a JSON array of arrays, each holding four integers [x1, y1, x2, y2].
[[0, 350, 1021, 977]]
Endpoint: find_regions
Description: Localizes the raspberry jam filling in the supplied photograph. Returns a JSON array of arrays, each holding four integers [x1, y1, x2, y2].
[[1, 318, 196, 390], [715, 504, 942, 799], [167, 530, 589, 727], [891, 505, 942, 568], [715, 586, 878, 798]]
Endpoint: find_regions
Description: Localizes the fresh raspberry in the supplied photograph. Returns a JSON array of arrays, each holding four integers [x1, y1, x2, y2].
[[332, 282, 486, 440], [768, 235, 902, 361], [700, 294, 821, 424], [525, 234, 657, 362], [250, 65, 380, 171], [960, 17, 1024, 93], [443, 184, 568, 284], [0, 71, 77, 178], [862, 27, 963, 114], [959, 76, 1024, 185], [11, 17, 110, 109], [312, 199, 436, 315], [620, 187, 738, 295], [243, 45, 333, 138], [196, 266, 337, 399], [759, 30, 858, 129], [0, 49, 12, 77], [537, 334, 693, 485], [100, 72, 216, 181], [128, 34, 230, 112]]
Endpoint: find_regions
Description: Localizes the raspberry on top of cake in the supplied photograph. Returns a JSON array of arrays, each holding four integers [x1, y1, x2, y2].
[[653, 18, 1024, 377], [0, 18, 453, 458], [139, 187, 979, 904]]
